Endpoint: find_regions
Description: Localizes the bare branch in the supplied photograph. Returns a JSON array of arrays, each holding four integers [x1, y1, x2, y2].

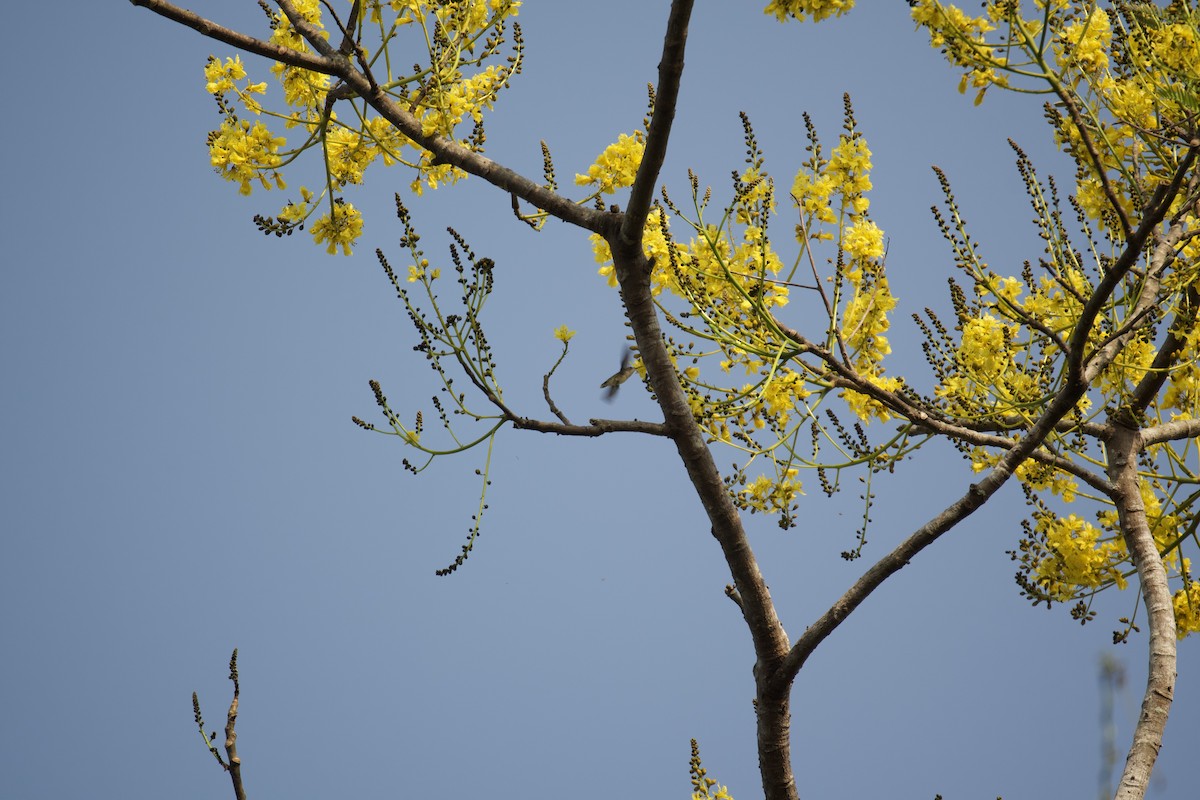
[[223, 649, 246, 800], [511, 416, 670, 437], [129, 0, 337, 72], [777, 410, 1065, 690], [1142, 417, 1200, 447], [191, 648, 247, 800], [619, 0, 693, 248], [542, 374, 571, 426]]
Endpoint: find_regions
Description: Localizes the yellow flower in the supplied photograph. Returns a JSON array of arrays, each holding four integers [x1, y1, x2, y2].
[[207, 118, 287, 195], [791, 170, 837, 224], [843, 374, 902, 422], [739, 469, 802, 514], [553, 325, 576, 343], [843, 219, 884, 261], [272, 64, 331, 117], [958, 314, 1014, 378], [763, 0, 854, 23], [325, 126, 377, 186], [1173, 582, 1200, 639], [309, 202, 363, 255], [1034, 513, 1127, 599], [1153, 23, 1200, 73], [204, 56, 247, 95], [1055, 7, 1111, 73], [268, 0, 327, 52], [575, 132, 645, 194], [842, 272, 897, 373], [828, 135, 872, 196]]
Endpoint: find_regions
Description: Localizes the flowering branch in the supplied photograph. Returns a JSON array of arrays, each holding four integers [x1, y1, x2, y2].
[[130, 0, 614, 236]]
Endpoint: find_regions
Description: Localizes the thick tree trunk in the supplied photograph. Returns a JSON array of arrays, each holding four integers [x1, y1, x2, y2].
[[1106, 423, 1176, 800]]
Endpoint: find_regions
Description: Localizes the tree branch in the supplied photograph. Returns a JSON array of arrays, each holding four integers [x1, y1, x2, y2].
[[191, 648, 247, 800], [771, 151, 1188, 692], [1082, 149, 1198, 384], [1127, 285, 1199, 419], [1142, 417, 1200, 447], [608, 4, 795, 799], [1051, 91, 1134, 241], [129, 0, 615, 235], [1107, 424, 1177, 800], [510, 416, 670, 437], [619, 0, 692, 248], [773, 327, 1116, 495], [277, 0, 342, 59], [129, 0, 336, 72]]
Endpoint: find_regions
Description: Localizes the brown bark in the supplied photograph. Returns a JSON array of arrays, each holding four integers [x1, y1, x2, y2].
[[604, 5, 795, 796]]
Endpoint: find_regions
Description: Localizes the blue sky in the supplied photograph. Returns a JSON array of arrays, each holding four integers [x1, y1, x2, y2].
[[2, 2, 1196, 798]]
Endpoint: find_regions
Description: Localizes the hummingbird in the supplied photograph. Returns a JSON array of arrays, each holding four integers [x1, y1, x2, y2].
[[600, 348, 637, 401]]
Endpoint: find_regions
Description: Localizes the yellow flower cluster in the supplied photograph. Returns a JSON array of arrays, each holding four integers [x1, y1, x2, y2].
[[791, 134, 872, 225], [842, 219, 883, 261], [424, 0, 521, 39], [575, 132, 646, 195], [272, 64, 331, 126], [680, 227, 790, 313], [761, 369, 810, 423], [421, 65, 509, 137], [910, 2, 1200, 234], [842, 259, 893, 361], [269, 0, 328, 51], [207, 118, 287, 195], [1162, 315, 1200, 417], [1097, 333, 1156, 398], [200, 0, 521, 253], [278, 185, 315, 226], [1033, 513, 1128, 600], [740, 468, 803, 516], [1154, 22, 1200, 72], [1173, 581, 1200, 639], [325, 127, 377, 186], [1020, 471, 1198, 634], [204, 56, 266, 98], [909, 2, 1008, 105], [933, 263, 1108, 422], [1054, 7, 1111, 73], [589, 206, 678, 289], [309, 201, 364, 255], [762, 0, 854, 23], [956, 315, 1015, 376], [582, 106, 893, 524]]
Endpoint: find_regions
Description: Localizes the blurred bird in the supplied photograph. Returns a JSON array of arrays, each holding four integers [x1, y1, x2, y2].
[[600, 348, 637, 401]]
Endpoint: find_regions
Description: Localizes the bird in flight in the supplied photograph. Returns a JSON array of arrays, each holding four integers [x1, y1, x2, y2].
[[600, 348, 637, 401]]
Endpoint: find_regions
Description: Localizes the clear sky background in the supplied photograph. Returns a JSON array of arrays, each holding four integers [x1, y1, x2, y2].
[[3, 2, 1197, 798]]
